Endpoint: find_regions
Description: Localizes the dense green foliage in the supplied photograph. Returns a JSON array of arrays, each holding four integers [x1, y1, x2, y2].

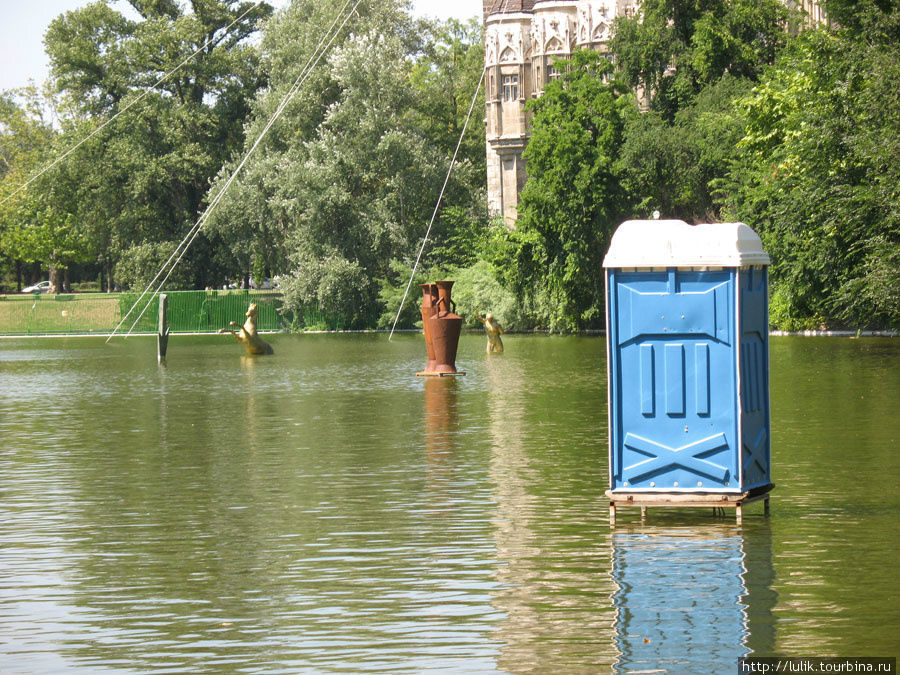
[[0, 89, 67, 290], [506, 51, 630, 331], [508, 0, 898, 331], [610, 0, 792, 119], [206, 0, 486, 328], [2, 0, 897, 331], [1, 0, 273, 292], [721, 5, 900, 330], [503, 0, 794, 331]]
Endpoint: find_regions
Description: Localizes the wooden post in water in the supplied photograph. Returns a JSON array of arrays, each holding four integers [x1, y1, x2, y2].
[[157, 293, 169, 364]]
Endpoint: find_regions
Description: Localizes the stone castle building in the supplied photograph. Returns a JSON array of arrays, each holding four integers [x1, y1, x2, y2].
[[482, 0, 825, 224], [483, 1, 638, 223]]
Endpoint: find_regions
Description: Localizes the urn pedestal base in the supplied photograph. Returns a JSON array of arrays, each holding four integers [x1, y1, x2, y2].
[[416, 370, 467, 377]]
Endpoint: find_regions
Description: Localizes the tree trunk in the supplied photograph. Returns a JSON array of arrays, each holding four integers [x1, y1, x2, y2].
[[49, 265, 65, 294], [49, 249, 64, 294]]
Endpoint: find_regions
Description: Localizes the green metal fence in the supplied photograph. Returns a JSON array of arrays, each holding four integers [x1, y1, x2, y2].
[[0, 290, 293, 336]]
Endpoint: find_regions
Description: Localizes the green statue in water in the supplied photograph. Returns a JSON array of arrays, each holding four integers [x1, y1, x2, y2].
[[476, 311, 504, 353]]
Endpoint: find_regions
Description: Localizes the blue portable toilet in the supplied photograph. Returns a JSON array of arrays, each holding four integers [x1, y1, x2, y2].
[[603, 220, 773, 524]]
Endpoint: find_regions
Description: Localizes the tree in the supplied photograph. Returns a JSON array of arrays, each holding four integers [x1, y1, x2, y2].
[[409, 18, 485, 188], [511, 50, 631, 331], [611, 0, 794, 118], [0, 89, 62, 291], [41, 0, 272, 290], [604, 0, 798, 288], [1, 200, 92, 293], [822, 0, 899, 32], [406, 17, 489, 274], [719, 13, 900, 330], [618, 75, 751, 223], [207, 0, 486, 328]]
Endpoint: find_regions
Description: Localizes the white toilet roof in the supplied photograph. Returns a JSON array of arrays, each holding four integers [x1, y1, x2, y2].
[[603, 219, 770, 268]]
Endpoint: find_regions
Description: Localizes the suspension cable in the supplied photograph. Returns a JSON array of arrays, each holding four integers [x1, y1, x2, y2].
[[1, 1, 266, 209], [387, 0, 511, 340], [109, 0, 362, 341]]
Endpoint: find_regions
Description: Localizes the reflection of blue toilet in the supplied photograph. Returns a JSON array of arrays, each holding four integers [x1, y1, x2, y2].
[[610, 528, 776, 672], [603, 220, 773, 524]]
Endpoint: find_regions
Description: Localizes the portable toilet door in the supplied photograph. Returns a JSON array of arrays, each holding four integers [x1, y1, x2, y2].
[[603, 220, 773, 523]]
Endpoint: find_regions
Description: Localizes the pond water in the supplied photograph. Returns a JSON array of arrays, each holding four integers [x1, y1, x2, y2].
[[1, 333, 897, 672]]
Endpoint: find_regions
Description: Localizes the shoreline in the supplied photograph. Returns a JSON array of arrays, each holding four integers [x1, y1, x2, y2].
[[2, 329, 896, 339]]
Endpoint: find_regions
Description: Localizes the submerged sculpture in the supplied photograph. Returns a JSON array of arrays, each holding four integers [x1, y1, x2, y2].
[[476, 311, 504, 353], [219, 303, 273, 355], [418, 280, 463, 376]]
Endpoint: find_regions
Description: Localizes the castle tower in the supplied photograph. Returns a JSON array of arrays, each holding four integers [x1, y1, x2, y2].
[[483, 1, 635, 223], [530, 1, 578, 99], [483, 2, 535, 224]]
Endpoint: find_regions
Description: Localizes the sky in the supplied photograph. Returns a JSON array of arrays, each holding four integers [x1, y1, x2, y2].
[[0, 0, 483, 94]]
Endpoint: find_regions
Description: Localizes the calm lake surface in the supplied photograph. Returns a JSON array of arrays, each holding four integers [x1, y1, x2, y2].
[[1, 333, 897, 673]]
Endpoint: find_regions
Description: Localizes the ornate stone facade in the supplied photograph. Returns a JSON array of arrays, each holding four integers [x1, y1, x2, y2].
[[483, 1, 638, 223], [483, 0, 825, 224]]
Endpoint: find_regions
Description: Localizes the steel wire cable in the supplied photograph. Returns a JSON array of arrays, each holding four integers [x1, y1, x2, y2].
[[1, 1, 266, 209], [109, 0, 361, 341]]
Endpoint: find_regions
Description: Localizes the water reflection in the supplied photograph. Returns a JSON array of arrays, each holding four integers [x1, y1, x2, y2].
[[742, 525, 777, 656], [610, 524, 776, 672], [423, 376, 460, 503], [483, 346, 618, 670], [1, 335, 897, 671]]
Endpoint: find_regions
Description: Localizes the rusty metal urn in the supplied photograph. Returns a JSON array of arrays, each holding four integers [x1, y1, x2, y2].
[[420, 283, 439, 373], [427, 280, 463, 374]]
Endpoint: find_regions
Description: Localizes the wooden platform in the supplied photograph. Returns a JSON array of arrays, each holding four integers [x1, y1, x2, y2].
[[415, 371, 466, 377], [605, 484, 774, 526]]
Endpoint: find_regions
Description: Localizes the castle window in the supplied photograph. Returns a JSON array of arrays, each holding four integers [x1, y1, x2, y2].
[[548, 64, 561, 81], [503, 74, 519, 102]]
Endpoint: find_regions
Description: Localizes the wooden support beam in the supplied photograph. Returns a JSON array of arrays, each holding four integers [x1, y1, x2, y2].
[[157, 293, 169, 364], [605, 484, 774, 526]]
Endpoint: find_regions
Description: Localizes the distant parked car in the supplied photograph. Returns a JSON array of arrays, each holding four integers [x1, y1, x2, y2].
[[249, 278, 279, 290], [21, 281, 51, 293]]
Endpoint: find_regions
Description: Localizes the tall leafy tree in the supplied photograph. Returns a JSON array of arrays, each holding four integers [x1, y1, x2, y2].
[[720, 11, 900, 330], [618, 75, 751, 222], [0, 89, 70, 291], [41, 0, 272, 290], [611, 0, 793, 118], [822, 0, 899, 31], [410, 18, 485, 187], [608, 0, 795, 226], [407, 17, 488, 273], [207, 0, 485, 327], [511, 50, 630, 331]]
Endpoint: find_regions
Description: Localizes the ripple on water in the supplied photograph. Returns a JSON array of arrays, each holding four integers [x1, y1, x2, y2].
[[1, 335, 898, 670]]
